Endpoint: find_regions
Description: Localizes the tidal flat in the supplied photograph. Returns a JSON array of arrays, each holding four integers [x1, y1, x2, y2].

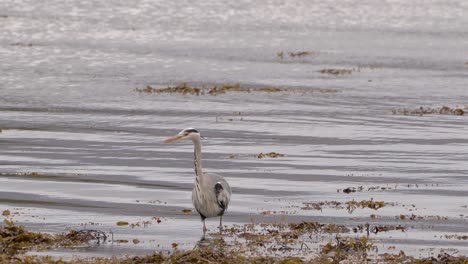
[[1, 0, 468, 262]]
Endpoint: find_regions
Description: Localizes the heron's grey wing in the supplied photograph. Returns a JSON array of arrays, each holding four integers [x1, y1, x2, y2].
[[214, 182, 230, 211]]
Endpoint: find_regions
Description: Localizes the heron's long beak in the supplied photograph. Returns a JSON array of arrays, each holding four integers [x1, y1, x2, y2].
[[163, 135, 183, 144]]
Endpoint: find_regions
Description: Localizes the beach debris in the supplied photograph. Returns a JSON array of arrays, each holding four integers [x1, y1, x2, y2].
[[181, 208, 192, 214], [257, 152, 285, 159], [132, 238, 140, 244], [1, 210, 10, 217], [116, 221, 129, 226], [391, 106, 465, 116]]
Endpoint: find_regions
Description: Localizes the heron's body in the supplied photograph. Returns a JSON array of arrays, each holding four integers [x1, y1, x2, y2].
[[163, 128, 231, 239], [192, 172, 231, 220]]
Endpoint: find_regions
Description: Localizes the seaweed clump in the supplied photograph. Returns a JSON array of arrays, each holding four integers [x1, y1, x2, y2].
[[157, 83, 201, 95], [134, 83, 299, 96], [301, 199, 389, 213], [129, 245, 303, 264], [181, 208, 192, 214], [302, 201, 343, 211], [134, 83, 201, 95], [116, 221, 129, 226], [0, 220, 104, 256], [257, 152, 285, 159], [0, 220, 54, 255], [258, 87, 283, 92], [444, 234, 468, 240], [319, 69, 353, 75], [207, 84, 250, 95], [321, 236, 375, 263], [276, 51, 319, 61], [338, 185, 395, 194], [392, 106, 465, 116], [134, 82, 342, 96], [378, 252, 468, 264], [289, 222, 350, 234], [345, 198, 386, 213]]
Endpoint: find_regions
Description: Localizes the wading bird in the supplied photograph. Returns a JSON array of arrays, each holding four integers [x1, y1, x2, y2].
[[163, 128, 231, 240]]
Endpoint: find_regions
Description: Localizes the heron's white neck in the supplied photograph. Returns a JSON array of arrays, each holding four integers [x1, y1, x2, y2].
[[192, 136, 204, 186]]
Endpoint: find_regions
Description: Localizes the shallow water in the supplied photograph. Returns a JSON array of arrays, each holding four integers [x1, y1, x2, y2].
[[1, 0, 468, 259]]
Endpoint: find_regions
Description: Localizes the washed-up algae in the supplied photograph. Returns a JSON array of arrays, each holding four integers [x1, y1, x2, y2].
[[2, 220, 468, 264], [0, 220, 100, 256], [134, 83, 201, 95], [257, 152, 285, 159], [319, 69, 353, 75], [276, 51, 319, 61], [301, 198, 389, 213], [391, 106, 465, 116], [134, 83, 337, 96], [228, 152, 285, 160]]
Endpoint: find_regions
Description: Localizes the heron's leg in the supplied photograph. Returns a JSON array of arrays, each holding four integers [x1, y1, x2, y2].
[[219, 216, 223, 231], [202, 219, 207, 240]]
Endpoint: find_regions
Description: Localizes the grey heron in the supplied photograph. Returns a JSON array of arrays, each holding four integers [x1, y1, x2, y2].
[[163, 128, 232, 240]]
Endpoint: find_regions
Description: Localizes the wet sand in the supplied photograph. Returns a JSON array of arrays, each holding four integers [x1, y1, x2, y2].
[[1, 0, 468, 260]]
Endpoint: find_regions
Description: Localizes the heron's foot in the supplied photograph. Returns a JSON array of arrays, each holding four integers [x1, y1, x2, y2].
[[197, 237, 210, 246]]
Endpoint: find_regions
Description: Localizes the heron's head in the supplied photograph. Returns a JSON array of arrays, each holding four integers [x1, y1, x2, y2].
[[163, 128, 201, 143]]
